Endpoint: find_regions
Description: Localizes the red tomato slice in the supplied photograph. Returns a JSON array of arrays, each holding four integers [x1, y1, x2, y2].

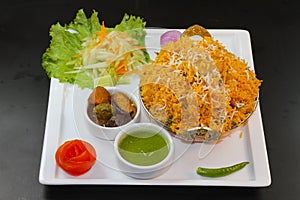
[[55, 139, 96, 176]]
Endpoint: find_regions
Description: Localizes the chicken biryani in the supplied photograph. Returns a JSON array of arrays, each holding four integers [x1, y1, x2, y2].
[[139, 29, 262, 139]]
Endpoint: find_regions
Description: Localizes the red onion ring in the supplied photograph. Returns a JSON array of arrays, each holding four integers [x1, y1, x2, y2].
[[160, 30, 182, 46]]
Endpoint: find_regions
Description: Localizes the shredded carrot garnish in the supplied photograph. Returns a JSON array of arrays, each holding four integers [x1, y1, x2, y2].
[[115, 45, 121, 53], [72, 53, 83, 58], [133, 46, 146, 50], [115, 59, 128, 75], [97, 21, 109, 46], [239, 132, 243, 138]]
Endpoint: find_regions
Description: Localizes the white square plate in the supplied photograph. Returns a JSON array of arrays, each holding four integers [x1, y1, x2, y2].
[[39, 29, 271, 186]]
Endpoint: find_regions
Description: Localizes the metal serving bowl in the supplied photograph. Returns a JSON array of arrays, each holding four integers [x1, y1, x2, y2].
[[139, 91, 259, 143]]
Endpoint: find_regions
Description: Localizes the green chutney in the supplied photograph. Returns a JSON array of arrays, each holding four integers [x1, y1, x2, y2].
[[118, 130, 170, 166]]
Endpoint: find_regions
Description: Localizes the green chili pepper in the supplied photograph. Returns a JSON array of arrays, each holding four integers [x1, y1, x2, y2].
[[196, 161, 249, 177]]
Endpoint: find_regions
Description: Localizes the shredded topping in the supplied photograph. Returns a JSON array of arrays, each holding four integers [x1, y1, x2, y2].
[[140, 34, 261, 136]]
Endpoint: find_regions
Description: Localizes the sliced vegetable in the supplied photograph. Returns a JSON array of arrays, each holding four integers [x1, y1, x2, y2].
[[42, 9, 150, 89], [81, 29, 149, 87], [160, 30, 182, 46], [55, 139, 97, 176], [196, 162, 249, 177]]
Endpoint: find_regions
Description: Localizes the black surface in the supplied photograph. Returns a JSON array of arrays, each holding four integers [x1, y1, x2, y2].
[[1, 0, 300, 199]]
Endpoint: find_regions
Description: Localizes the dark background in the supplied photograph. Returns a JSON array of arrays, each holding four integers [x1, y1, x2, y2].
[[1, 0, 299, 199]]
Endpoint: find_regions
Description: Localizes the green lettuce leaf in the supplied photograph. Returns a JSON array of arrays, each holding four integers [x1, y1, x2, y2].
[[114, 14, 150, 62], [42, 9, 101, 88], [114, 14, 146, 46]]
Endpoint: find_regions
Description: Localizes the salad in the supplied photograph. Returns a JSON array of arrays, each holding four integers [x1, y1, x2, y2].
[[42, 9, 150, 89]]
